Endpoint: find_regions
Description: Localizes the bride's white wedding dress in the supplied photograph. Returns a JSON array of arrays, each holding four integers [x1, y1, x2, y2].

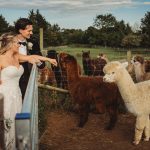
[[0, 65, 24, 149]]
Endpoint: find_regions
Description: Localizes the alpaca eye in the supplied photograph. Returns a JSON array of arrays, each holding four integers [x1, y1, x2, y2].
[[112, 72, 115, 74]]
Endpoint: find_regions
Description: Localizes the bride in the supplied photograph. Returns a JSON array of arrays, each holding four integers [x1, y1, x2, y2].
[[0, 33, 57, 149]]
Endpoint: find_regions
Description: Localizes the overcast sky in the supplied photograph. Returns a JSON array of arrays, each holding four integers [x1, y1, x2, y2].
[[0, 0, 150, 30]]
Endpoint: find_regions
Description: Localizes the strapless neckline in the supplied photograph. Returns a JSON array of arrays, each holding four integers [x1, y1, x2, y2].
[[2, 65, 22, 72]]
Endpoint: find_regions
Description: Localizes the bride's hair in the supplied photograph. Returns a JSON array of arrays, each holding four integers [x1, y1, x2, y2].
[[0, 32, 16, 55]]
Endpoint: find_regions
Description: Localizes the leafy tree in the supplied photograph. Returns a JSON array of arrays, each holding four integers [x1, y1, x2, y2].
[[93, 14, 121, 47], [61, 29, 84, 45], [132, 22, 140, 33], [83, 26, 99, 45], [47, 24, 63, 46], [92, 14, 133, 47], [0, 14, 9, 34], [28, 9, 48, 35], [94, 13, 117, 29], [121, 34, 141, 48], [141, 11, 150, 47]]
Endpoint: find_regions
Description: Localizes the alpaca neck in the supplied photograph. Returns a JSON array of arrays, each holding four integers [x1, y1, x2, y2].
[[67, 62, 79, 83], [116, 68, 137, 103], [134, 63, 145, 82]]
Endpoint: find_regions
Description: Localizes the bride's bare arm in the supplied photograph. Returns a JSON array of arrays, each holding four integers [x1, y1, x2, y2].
[[17, 54, 57, 66]]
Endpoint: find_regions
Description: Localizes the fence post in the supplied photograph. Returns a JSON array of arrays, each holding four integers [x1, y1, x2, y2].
[[0, 93, 4, 149], [40, 28, 43, 51], [127, 50, 132, 64]]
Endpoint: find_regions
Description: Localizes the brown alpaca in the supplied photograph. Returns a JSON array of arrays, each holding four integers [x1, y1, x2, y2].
[[82, 51, 107, 76], [145, 60, 150, 72], [58, 52, 82, 90], [132, 55, 150, 72], [38, 66, 56, 85], [132, 55, 150, 82], [60, 53, 121, 130]]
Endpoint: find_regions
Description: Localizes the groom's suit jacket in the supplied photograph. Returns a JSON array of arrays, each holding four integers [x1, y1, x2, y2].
[[19, 38, 45, 100]]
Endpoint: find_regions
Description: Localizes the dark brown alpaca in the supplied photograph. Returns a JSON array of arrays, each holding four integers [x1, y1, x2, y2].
[[82, 51, 107, 76], [58, 52, 82, 90], [60, 53, 121, 130]]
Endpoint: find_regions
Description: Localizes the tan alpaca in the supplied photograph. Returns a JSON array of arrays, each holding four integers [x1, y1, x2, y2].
[[132, 56, 150, 82], [103, 61, 150, 145]]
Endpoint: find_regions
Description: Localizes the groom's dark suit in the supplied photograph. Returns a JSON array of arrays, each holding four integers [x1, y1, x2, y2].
[[19, 38, 45, 99]]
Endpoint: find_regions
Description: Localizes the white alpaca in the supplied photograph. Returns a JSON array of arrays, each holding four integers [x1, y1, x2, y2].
[[103, 61, 150, 145]]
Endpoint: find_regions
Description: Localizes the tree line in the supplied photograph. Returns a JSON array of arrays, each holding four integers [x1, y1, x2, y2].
[[0, 9, 150, 48]]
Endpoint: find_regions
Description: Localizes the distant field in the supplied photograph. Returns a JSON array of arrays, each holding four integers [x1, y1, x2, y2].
[[42, 46, 150, 68]]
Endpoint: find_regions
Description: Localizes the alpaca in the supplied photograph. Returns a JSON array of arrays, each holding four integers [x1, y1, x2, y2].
[[82, 51, 94, 76], [47, 50, 62, 88], [145, 60, 150, 72], [58, 52, 82, 90], [60, 53, 121, 130], [38, 67, 56, 85], [82, 51, 107, 76], [103, 61, 150, 145], [132, 55, 150, 72], [97, 53, 109, 63], [132, 55, 150, 82]]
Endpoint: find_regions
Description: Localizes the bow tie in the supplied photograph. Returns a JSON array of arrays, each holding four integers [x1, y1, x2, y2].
[[19, 42, 27, 46]]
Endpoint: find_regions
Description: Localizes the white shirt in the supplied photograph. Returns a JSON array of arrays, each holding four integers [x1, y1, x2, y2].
[[18, 40, 27, 55]]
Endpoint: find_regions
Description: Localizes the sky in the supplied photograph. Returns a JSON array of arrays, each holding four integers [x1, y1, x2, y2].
[[0, 0, 150, 30]]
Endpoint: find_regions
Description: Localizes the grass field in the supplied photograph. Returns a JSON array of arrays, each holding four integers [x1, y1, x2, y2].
[[42, 46, 150, 68]]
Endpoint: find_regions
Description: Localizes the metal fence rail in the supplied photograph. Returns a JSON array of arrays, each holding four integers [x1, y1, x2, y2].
[[15, 64, 38, 150]]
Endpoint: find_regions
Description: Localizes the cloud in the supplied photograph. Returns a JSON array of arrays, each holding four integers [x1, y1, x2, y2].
[[0, 0, 148, 29], [144, 2, 150, 4], [0, 0, 148, 18], [0, 0, 142, 10]]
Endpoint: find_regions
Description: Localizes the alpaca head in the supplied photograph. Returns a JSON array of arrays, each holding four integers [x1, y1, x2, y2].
[[59, 53, 77, 70], [82, 50, 91, 62], [131, 55, 145, 74], [131, 55, 144, 64], [103, 61, 123, 83]]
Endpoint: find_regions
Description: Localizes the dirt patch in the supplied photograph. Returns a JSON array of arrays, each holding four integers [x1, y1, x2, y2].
[[39, 110, 150, 150]]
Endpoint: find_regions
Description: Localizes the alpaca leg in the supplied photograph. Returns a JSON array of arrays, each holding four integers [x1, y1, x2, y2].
[[78, 103, 90, 127], [133, 115, 147, 145], [105, 105, 118, 130], [95, 101, 105, 114], [144, 116, 150, 141]]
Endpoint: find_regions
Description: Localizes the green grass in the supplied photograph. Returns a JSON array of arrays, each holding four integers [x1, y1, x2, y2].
[[42, 46, 150, 68]]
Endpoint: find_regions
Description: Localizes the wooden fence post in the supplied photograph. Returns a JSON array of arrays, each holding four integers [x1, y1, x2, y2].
[[40, 28, 43, 51], [0, 93, 4, 149], [127, 50, 132, 64]]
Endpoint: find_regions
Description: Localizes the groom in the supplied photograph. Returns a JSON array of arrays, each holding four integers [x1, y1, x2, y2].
[[15, 18, 45, 99]]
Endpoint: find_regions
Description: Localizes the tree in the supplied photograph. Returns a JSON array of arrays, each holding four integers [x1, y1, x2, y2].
[[28, 9, 48, 35], [47, 24, 63, 46], [141, 11, 150, 47], [94, 14, 117, 47], [83, 26, 100, 45], [61, 29, 84, 45], [0, 14, 9, 34], [94, 14, 117, 29], [121, 34, 142, 48], [132, 22, 140, 33]]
